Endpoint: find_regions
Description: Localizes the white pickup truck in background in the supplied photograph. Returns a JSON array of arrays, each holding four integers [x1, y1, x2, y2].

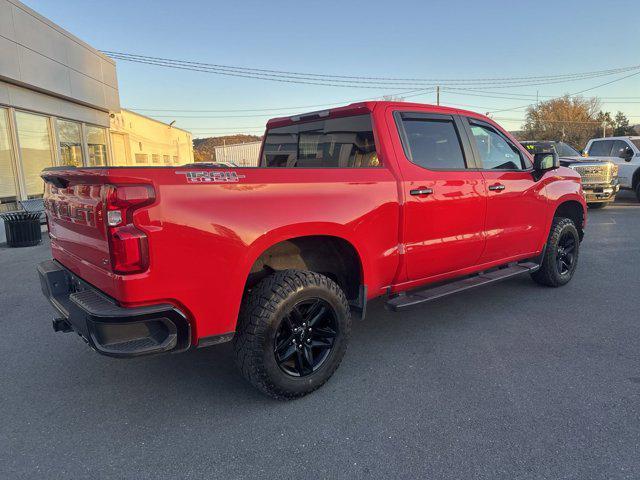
[[584, 136, 640, 201]]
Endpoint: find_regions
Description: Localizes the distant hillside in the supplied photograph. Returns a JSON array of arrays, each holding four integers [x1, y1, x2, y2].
[[193, 135, 262, 162]]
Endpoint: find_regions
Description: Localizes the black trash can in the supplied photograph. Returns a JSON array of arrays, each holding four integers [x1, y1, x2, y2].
[[1, 212, 42, 247]]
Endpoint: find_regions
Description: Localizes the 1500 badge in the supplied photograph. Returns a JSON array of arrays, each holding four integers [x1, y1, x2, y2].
[[175, 171, 246, 183]]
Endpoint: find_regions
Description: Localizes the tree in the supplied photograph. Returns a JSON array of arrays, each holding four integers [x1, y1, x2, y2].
[[522, 95, 601, 149], [613, 111, 634, 136]]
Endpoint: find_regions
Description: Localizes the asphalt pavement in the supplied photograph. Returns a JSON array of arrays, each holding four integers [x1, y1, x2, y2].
[[1, 192, 639, 479]]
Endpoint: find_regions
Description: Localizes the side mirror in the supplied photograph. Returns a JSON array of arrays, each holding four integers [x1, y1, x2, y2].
[[533, 151, 559, 176], [621, 146, 634, 161]]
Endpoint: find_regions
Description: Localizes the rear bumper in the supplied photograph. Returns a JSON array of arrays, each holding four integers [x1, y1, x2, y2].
[[38, 260, 191, 358]]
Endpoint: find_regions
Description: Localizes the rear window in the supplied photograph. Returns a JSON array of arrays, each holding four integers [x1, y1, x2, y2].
[[261, 115, 379, 168], [588, 140, 613, 156]]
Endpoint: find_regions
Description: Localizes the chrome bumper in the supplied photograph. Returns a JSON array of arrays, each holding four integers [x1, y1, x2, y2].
[[582, 181, 620, 203]]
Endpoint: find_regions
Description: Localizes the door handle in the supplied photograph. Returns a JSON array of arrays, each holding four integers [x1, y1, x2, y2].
[[488, 184, 505, 191], [410, 188, 433, 196]]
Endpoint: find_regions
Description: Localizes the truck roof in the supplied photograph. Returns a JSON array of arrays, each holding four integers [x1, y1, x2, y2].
[[265, 101, 486, 129], [589, 136, 640, 141]]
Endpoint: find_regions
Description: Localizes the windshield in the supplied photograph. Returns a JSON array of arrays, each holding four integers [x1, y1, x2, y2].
[[632, 139, 640, 150], [555, 142, 580, 157]]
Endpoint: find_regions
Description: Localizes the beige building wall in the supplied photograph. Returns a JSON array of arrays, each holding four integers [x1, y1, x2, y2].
[[109, 110, 193, 166], [0, 0, 119, 216], [0, 0, 119, 118]]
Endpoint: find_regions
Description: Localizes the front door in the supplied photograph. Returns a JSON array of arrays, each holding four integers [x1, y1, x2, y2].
[[392, 111, 487, 281], [611, 139, 639, 189], [463, 117, 547, 263]]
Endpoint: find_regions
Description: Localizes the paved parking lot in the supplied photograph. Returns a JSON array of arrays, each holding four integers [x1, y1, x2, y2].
[[1, 192, 639, 479]]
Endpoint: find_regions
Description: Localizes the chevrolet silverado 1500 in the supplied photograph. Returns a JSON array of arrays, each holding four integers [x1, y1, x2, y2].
[[38, 101, 586, 399]]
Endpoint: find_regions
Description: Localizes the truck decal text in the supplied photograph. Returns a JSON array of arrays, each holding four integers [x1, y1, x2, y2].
[[175, 171, 246, 183]]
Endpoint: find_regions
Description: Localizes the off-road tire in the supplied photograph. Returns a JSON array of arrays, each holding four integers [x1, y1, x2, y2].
[[233, 270, 351, 400], [531, 217, 580, 287], [587, 202, 607, 209]]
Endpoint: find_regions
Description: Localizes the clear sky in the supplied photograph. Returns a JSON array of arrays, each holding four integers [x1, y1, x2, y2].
[[22, 0, 640, 137]]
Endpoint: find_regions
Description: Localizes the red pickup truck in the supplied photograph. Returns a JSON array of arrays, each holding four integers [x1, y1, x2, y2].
[[38, 101, 586, 399]]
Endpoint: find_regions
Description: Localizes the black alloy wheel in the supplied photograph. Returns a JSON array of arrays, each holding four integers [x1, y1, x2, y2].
[[556, 231, 577, 276], [274, 298, 338, 377], [234, 270, 351, 399], [531, 217, 580, 287]]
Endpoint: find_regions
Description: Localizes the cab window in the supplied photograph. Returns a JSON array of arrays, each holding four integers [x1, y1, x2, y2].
[[588, 140, 613, 156], [611, 140, 630, 158], [469, 123, 525, 170], [397, 117, 467, 170]]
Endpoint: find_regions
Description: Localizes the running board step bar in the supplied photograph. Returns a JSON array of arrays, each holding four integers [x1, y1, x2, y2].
[[386, 262, 539, 311]]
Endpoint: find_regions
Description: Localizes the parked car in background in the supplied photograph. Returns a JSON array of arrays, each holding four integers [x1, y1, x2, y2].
[[38, 102, 587, 399], [584, 136, 640, 202], [521, 141, 619, 209]]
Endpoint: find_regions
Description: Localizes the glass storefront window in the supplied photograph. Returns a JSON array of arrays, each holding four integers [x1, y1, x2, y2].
[[57, 119, 84, 166], [87, 126, 108, 166], [0, 108, 19, 212], [15, 111, 54, 198]]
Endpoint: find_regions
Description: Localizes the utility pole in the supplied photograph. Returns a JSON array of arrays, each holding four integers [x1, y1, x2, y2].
[[436, 86, 440, 106], [602, 123, 606, 138]]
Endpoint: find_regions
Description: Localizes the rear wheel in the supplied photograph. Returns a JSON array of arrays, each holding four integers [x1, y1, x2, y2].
[[233, 270, 351, 400], [635, 182, 640, 203], [531, 217, 580, 287]]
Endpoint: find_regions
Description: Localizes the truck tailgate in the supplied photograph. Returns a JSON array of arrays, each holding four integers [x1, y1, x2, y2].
[[43, 171, 111, 273]]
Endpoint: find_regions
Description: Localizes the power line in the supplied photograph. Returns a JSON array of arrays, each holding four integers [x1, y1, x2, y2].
[[104, 51, 640, 84], [105, 50, 640, 89], [127, 87, 433, 115], [485, 70, 640, 114], [444, 87, 640, 101]]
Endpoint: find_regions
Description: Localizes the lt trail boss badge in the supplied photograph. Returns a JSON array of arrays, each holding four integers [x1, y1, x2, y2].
[[175, 171, 246, 183]]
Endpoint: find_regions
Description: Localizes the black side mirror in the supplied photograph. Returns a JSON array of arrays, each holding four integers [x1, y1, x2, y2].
[[621, 146, 634, 161], [533, 152, 559, 178]]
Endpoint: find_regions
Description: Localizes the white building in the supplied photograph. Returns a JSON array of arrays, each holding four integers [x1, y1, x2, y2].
[[214, 141, 261, 167]]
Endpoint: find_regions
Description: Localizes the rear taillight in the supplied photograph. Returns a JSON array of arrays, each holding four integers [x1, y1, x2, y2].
[[104, 185, 155, 274]]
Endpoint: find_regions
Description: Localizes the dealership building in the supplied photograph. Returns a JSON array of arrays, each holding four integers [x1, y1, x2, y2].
[[0, 0, 193, 226]]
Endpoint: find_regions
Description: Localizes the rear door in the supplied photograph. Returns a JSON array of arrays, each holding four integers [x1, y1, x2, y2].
[[462, 117, 547, 263], [392, 110, 487, 281]]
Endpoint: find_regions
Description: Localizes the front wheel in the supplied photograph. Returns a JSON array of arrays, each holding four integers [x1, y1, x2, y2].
[[531, 217, 580, 287], [635, 183, 640, 203], [233, 270, 351, 400]]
